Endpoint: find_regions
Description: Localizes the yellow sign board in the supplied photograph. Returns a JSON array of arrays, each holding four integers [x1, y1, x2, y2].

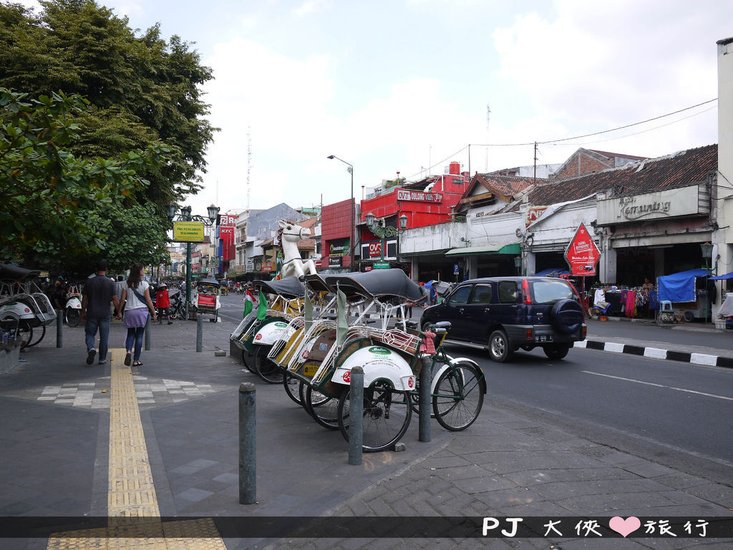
[[173, 221, 205, 242]]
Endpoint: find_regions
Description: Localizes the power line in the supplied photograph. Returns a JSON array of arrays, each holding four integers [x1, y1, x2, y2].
[[407, 98, 717, 181], [470, 98, 717, 148]]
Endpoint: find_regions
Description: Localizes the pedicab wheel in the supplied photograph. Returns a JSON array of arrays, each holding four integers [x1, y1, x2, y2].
[[253, 345, 284, 384], [26, 323, 46, 347], [241, 348, 257, 374], [65, 307, 81, 327], [283, 374, 303, 405], [337, 381, 413, 453], [304, 385, 340, 430], [432, 362, 484, 432], [3, 316, 32, 349]]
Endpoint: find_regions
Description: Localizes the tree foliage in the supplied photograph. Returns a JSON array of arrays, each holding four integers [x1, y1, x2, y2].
[[0, 88, 170, 275], [0, 0, 217, 274]]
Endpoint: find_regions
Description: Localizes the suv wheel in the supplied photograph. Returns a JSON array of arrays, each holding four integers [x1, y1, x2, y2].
[[543, 344, 570, 360], [488, 329, 513, 363]]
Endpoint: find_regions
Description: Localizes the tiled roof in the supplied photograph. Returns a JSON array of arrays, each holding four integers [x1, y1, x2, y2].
[[528, 144, 717, 206], [585, 148, 647, 161], [472, 174, 538, 199]]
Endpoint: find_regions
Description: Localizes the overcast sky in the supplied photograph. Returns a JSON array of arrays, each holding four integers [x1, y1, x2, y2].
[[16, 0, 733, 216]]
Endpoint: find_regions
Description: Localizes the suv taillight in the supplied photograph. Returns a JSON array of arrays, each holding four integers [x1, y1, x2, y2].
[[522, 279, 532, 304]]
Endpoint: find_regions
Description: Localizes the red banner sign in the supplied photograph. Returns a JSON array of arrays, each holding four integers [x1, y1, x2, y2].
[[564, 223, 601, 276]]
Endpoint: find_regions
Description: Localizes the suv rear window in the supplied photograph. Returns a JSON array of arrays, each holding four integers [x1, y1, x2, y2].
[[531, 280, 575, 304]]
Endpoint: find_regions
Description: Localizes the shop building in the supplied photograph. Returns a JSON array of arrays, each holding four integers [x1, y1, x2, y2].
[[525, 144, 718, 287]]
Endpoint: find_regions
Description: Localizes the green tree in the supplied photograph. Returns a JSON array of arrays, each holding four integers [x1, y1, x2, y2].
[[0, 0, 215, 204], [0, 88, 170, 275]]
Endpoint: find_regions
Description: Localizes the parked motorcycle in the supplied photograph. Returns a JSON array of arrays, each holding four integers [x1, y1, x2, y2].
[[64, 284, 83, 327]]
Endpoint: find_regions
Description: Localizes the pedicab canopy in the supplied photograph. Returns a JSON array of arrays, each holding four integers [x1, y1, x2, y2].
[[253, 276, 305, 298], [324, 268, 425, 301], [0, 263, 41, 281], [656, 268, 710, 303]]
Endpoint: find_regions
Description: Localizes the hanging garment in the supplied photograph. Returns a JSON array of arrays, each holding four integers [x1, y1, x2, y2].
[[625, 290, 637, 318]]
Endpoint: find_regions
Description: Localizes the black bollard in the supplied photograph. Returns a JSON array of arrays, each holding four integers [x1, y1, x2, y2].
[[239, 382, 256, 504], [419, 355, 432, 442], [196, 316, 203, 352], [144, 318, 151, 351], [56, 309, 63, 348], [348, 366, 364, 465]]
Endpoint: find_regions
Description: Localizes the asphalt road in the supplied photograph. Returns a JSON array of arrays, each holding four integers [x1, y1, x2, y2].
[[443, 343, 733, 482], [217, 293, 733, 481]]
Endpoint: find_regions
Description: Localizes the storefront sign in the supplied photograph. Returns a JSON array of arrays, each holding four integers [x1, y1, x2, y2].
[[397, 189, 443, 203], [329, 242, 349, 256], [328, 256, 343, 268], [219, 226, 235, 261], [368, 242, 383, 259], [597, 185, 707, 225], [526, 206, 548, 227], [564, 223, 601, 276]]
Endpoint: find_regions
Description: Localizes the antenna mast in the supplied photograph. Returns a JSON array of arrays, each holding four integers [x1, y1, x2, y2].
[[485, 103, 491, 171], [246, 127, 252, 213]]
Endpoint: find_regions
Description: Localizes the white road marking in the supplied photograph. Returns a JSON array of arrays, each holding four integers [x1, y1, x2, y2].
[[582, 371, 733, 401]]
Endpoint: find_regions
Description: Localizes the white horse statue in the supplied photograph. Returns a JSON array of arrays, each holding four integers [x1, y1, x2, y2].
[[277, 219, 317, 278]]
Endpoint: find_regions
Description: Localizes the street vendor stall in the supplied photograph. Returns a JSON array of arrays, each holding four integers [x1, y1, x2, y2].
[[656, 268, 711, 322]]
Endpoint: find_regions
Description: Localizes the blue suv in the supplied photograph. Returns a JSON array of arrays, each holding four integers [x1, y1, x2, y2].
[[420, 276, 586, 362]]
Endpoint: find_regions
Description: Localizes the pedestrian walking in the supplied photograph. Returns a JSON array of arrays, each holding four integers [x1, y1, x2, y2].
[[115, 264, 156, 367], [81, 260, 119, 366], [155, 283, 172, 324]]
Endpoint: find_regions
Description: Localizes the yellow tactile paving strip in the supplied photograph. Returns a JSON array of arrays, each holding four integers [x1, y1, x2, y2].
[[47, 349, 226, 550]]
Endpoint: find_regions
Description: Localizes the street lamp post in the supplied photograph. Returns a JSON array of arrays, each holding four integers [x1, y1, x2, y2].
[[167, 203, 219, 319], [701, 242, 714, 324], [327, 155, 355, 271]]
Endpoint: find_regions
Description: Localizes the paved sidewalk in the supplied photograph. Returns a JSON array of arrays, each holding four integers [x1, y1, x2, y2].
[[0, 317, 731, 549]]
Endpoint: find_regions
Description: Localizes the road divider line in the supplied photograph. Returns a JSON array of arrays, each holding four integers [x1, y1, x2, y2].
[[575, 339, 733, 369], [582, 370, 733, 401], [690, 352, 718, 366]]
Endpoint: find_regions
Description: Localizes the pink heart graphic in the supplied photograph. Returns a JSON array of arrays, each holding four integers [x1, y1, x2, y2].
[[609, 516, 641, 537]]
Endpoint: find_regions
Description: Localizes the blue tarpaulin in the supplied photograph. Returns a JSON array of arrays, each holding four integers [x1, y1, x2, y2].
[[535, 268, 571, 277], [657, 268, 710, 303], [710, 272, 733, 281]]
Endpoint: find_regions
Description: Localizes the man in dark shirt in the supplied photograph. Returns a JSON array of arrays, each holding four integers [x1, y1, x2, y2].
[[82, 260, 120, 366]]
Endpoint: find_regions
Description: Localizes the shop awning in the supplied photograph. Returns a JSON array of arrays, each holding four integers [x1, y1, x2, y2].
[[445, 243, 521, 257], [710, 272, 733, 281]]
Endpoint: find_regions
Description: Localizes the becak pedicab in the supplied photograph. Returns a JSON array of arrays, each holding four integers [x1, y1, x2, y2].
[[192, 277, 221, 322], [229, 276, 305, 380], [269, 268, 487, 452]]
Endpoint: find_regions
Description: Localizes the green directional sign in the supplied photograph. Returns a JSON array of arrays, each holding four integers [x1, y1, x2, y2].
[[373, 262, 390, 269]]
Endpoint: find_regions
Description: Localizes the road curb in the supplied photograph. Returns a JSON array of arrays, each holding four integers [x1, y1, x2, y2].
[[575, 339, 733, 369]]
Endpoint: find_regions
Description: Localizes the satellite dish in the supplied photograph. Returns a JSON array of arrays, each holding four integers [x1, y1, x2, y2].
[[515, 227, 525, 239]]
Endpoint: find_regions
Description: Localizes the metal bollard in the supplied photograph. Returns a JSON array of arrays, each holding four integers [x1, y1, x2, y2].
[[239, 382, 256, 504], [56, 309, 63, 348], [348, 366, 364, 465], [419, 356, 432, 442], [196, 316, 203, 352], [144, 318, 151, 351]]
